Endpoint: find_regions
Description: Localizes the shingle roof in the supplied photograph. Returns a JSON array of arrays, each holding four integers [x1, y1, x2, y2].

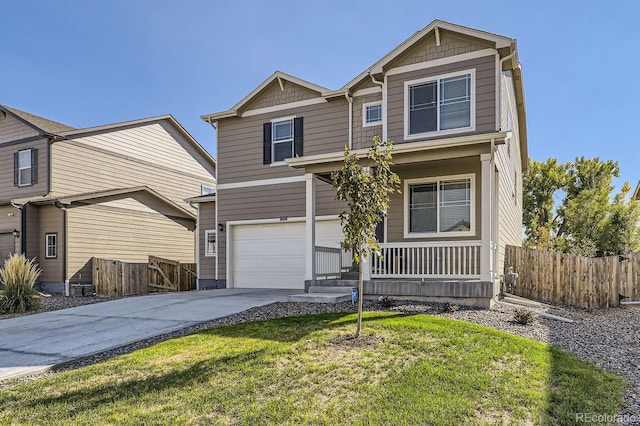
[[0, 104, 75, 134]]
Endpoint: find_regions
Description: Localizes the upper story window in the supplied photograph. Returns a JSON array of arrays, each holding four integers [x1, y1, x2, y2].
[[405, 174, 474, 237], [405, 70, 474, 139], [272, 118, 294, 162], [263, 116, 303, 165], [14, 148, 38, 187], [363, 102, 382, 127]]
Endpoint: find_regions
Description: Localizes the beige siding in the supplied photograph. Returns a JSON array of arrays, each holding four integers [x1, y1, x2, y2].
[[198, 201, 216, 280], [352, 93, 383, 150], [0, 138, 50, 201], [217, 99, 348, 184], [50, 123, 215, 213], [38, 205, 64, 283], [66, 198, 195, 283], [495, 72, 524, 278], [0, 115, 39, 144], [243, 80, 320, 111], [386, 55, 496, 144], [386, 158, 482, 243], [386, 30, 493, 70]]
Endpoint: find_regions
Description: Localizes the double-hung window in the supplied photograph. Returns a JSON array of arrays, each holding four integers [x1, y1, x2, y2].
[[15, 148, 37, 187], [272, 118, 294, 163], [263, 116, 303, 165], [204, 230, 216, 256], [405, 175, 474, 236], [406, 70, 473, 138], [363, 102, 382, 126]]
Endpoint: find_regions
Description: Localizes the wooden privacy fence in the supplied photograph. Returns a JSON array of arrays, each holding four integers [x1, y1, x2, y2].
[[504, 245, 640, 308], [93, 256, 197, 296]]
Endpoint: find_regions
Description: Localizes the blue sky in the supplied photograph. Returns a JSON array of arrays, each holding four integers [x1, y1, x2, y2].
[[1, 0, 638, 191]]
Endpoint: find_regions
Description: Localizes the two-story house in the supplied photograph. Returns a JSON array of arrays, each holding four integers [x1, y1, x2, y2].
[[199, 20, 527, 307], [0, 105, 216, 290]]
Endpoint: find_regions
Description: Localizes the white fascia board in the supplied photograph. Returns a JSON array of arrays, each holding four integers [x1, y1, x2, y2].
[[286, 132, 507, 168], [241, 98, 327, 118], [216, 175, 306, 190]]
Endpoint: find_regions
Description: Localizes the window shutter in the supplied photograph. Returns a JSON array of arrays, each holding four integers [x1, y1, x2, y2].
[[13, 152, 18, 187], [293, 117, 303, 157], [31, 149, 38, 184], [263, 122, 272, 164]]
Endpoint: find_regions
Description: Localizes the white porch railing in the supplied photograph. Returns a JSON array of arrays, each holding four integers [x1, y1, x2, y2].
[[371, 241, 481, 279], [315, 246, 342, 279]]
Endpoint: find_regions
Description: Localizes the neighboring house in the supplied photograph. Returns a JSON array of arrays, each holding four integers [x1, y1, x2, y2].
[[0, 105, 216, 288], [634, 182, 640, 201], [200, 20, 527, 307]]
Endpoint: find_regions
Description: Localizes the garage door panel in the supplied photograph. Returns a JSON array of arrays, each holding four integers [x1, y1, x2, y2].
[[231, 220, 342, 289]]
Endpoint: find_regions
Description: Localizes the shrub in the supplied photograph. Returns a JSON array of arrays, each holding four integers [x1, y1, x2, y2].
[[441, 303, 459, 313], [513, 308, 537, 325], [0, 254, 42, 313], [378, 296, 395, 308]]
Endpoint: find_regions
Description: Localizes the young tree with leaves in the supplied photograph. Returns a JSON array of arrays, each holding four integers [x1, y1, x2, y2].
[[332, 136, 400, 337]]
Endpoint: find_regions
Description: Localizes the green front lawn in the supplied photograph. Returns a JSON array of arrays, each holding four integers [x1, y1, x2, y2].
[[0, 312, 624, 425]]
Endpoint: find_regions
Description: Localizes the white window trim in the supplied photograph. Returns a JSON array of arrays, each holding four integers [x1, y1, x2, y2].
[[403, 173, 476, 239], [204, 229, 216, 257], [18, 148, 32, 187], [362, 101, 383, 127], [270, 115, 295, 165], [403, 69, 476, 141], [45, 233, 57, 259], [201, 185, 214, 196]]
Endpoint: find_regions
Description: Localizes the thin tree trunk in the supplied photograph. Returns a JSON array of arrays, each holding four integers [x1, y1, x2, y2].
[[356, 259, 363, 337]]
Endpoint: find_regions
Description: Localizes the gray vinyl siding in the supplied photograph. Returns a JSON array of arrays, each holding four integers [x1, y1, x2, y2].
[[50, 122, 215, 213], [0, 115, 38, 144], [198, 201, 216, 280], [217, 99, 348, 184], [24, 203, 40, 262], [66, 197, 195, 283], [386, 157, 482, 243], [496, 72, 524, 278], [38, 205, 64, 283], [386, 55, 496, 144], [0, 138, 49, 201], [352, 93, 383, 150]]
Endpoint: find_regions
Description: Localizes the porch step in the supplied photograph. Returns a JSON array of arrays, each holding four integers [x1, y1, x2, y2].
[[308, 285, 354, 294], [340, 271, 359, 280], [287, 293, 352, 304]]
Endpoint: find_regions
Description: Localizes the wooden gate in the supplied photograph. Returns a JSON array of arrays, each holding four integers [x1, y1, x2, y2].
[[93, 256, 197, 296], [148, 256, 197, 293]]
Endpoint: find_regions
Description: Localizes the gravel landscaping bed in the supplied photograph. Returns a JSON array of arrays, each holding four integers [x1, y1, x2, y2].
[[2, 297, 638, 422]]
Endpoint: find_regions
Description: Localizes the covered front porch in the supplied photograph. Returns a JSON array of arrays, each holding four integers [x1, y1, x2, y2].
[[287, 133, 505, 307]]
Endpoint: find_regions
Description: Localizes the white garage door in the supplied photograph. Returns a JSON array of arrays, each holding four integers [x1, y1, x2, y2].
[[230, 219, 343, 289]]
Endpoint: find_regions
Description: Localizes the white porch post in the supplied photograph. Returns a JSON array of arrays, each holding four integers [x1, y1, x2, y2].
[[305, 173, 316, 281], [480, 153, 493, 282]]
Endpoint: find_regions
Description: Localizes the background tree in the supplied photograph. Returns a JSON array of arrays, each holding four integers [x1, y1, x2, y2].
[[332, 136, 400, 337], [523, 156, 640, 256]]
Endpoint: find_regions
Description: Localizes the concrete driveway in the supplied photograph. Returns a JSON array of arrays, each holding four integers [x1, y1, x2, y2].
[[0, 288, 297, 381]]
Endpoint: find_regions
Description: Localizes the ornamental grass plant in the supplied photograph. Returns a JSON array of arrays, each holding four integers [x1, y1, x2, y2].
[[0, 253, 42, 313]]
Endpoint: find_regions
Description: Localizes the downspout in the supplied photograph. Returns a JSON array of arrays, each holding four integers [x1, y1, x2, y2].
[[53, 201, 68, 294], [207, 118, 219, 282], [490, 137, 497, 283], [344, 90, 353, 149], [369, 73, 386, 141]]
